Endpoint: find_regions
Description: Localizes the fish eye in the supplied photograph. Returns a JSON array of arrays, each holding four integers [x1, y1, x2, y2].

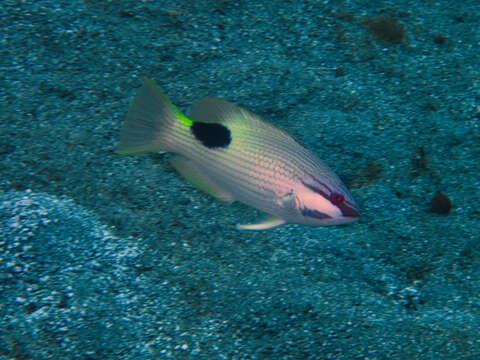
[[330, 192, 344, 205]]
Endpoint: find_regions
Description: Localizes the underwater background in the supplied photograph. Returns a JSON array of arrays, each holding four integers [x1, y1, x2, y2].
[[1, 0, 479, 358]]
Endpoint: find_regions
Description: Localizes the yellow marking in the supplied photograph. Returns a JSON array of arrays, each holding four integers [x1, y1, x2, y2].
[[143, 76, 193, 127], [178, 112, 193, 127]]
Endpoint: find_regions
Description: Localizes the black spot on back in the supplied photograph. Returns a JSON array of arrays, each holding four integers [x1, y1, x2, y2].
[[191, 122, 231, 148]]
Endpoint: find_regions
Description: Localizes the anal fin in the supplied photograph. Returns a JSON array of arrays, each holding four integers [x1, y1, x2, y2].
[[169, 156, 235, 203], [236, 215, 286, 230]]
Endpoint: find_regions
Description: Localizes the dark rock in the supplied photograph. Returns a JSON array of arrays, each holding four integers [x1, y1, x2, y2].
[[429, 191, 452, 215]]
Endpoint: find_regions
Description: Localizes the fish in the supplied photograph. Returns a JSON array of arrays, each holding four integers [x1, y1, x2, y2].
[[116, 77, 360, 230]]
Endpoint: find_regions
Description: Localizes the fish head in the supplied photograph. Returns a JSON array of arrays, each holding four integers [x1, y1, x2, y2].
[[294, 173, 360, 226]]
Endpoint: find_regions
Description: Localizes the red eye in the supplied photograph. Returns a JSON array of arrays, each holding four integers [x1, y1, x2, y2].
[[330, 192, 344, 205]]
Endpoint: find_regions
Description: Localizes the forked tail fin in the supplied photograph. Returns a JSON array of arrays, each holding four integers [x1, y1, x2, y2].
[[116, 77, 192, 154]]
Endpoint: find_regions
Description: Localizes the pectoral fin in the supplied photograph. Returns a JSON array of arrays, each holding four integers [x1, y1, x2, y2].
[[236, 215, 286, 230], [169, 156, 235, 203]]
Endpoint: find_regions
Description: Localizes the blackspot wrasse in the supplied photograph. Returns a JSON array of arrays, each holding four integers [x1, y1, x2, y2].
[[116, 77, 359, 230]]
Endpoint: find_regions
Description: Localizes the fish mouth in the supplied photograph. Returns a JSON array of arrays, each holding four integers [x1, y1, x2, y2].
[[339, 202, 360, 219]]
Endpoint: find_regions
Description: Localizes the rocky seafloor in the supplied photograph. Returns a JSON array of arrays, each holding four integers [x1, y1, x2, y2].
[[1, 0, 479, 358]]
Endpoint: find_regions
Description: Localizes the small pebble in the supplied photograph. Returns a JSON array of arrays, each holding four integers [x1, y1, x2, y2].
[[429, 191, 452, 215]]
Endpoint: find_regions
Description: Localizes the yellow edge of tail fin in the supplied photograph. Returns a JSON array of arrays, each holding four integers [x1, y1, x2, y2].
[[142, 76, 193, 128]]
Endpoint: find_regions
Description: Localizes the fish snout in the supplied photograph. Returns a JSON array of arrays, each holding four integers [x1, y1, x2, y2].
[[339, 201, 360, 220]]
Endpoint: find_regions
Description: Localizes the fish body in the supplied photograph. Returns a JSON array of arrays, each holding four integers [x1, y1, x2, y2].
[[117, 77, 359, 230]]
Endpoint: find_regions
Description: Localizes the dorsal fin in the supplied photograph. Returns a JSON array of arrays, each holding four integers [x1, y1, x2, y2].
[[190, 98, 263, 127], [191, 98, 297, 146]]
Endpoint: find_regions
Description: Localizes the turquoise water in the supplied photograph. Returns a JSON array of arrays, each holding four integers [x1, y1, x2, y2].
[[1, 1, 479, 358]]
